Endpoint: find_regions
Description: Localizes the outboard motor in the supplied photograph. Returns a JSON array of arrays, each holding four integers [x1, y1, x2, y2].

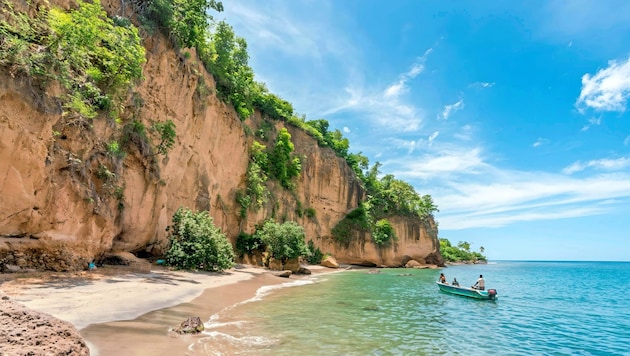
[[487, 289, 497, 300]]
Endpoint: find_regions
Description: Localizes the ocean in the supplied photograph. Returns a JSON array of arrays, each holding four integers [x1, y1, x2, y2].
[[191, 261, 630, 355]]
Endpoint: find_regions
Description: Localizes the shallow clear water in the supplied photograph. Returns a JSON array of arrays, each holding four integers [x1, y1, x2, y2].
[[192, 261, 630, 355]]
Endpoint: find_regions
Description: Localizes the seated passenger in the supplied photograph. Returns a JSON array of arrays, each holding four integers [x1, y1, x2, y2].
[[439, 273, 447, 284]]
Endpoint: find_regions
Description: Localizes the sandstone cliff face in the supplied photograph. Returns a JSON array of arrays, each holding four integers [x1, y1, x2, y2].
[[0, 0, 442, 271]]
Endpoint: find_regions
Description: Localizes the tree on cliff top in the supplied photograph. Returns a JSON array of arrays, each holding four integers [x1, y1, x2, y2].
[[165, 207, 234, 271]]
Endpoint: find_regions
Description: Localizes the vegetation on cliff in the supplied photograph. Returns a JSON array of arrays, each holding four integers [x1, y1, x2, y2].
[[1, 0, 441, 268], [439, 238, 487, 263], [140, 0, 440, 245], [1, 0, 176, 214]]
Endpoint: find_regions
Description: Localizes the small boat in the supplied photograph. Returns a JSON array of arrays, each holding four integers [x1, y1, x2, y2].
[[436, 282, 498, 301]]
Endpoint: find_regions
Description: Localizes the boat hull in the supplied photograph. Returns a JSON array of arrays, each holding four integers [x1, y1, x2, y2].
[[436, 282, 497, 300]]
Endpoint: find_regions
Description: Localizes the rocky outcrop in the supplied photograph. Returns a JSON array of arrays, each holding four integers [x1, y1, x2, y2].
[[0, 0, 442, 272], [0, 291, 90, 355]]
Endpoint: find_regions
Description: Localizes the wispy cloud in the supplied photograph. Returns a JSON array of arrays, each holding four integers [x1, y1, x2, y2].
[[562, 157, 630, 174], [384, 49, 432, 99], [390, 146, 488, 180], [435, 169, 630, 229], [576, 55, 630, 112], [469, 82, 495, 89], [222, 2, 351, 60], [323, 50, 433, 132], [384, 142, 630, 230], [453, 124, 474, 141], [624, 135, 630, 146], [581, 116, 602, 131], [532, 137, 548, 147], [440, 99, 464, 120], [437, 170, 630, 229]]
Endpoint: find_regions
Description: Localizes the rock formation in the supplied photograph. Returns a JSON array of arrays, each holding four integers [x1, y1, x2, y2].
[[0, 291, 90, 355], [0, 0, 443, 272]]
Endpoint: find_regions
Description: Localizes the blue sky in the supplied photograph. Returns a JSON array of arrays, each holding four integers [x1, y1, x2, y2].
[[219, 1, 630, 261]]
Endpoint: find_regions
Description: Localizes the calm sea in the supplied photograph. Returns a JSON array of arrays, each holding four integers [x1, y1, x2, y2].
[[191, 261, 630, 355]]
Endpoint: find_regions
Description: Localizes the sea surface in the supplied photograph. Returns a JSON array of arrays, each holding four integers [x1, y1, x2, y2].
[[190, 261, 630, 355]]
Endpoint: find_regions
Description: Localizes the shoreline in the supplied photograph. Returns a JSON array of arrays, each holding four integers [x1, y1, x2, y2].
[[0, 264, 342, 355]]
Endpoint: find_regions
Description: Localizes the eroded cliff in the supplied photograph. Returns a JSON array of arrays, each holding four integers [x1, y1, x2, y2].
[[0, 0, 442, 271]]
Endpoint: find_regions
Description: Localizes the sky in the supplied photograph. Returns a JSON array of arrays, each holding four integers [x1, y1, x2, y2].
[[218, 0, 630, 261]]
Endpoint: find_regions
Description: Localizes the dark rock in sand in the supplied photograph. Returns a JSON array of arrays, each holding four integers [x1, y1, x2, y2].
[[173, 316, 205, 334], [275, 270, 292, 278]]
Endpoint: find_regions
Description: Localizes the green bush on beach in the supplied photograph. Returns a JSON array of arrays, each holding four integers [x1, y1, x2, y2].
[[254, 220, 309, 264], [165, 207, 234, 271]]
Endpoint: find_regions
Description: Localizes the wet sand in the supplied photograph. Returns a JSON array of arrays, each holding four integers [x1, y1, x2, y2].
[[82, 272, 287, 355], [0, 264, 336, 355]]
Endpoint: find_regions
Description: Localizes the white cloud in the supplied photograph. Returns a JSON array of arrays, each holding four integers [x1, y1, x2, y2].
[[576, 55, 630, 112], [624, 135, 630, 146], [581, 116, 602, 131], [428, 131, 440, 143], [532, 137, 548, 147], [383, 142, 630, 230], [323, 50, 433, 132], [434, 170, 630, 229], [383, 50, 431, 99], [343, 127, 350, 133], [469, 82, 495, 89], [453, 125, 474, 141], [440, 99, 464, 120], [562, 157, 630, 174], [390, 146, 487, 180]]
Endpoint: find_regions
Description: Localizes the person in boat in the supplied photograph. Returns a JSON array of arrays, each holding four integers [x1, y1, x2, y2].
[[472, 274, 485, 290], [451, 278, 460, 287], [439, 273, 447, 284]]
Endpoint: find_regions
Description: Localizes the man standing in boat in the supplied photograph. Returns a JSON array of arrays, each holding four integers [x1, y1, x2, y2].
[[472, 275, 485, 290]]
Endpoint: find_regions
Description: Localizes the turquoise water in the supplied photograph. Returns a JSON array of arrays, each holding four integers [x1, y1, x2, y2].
[[193, 261, 630, 355]]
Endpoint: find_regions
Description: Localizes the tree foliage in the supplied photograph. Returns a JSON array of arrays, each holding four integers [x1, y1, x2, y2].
[[145, 0, 223, 49], [49, 0, 146, 118], [254, 220, 308, 262], [151, 120, 176, 155], [439, 238, 487, 263], [201, 21, 254, 119], [270, 128, 301, 189], [372, 219, 396, 246], [306, 240, 324, 264], [165, 207, 234, 271]]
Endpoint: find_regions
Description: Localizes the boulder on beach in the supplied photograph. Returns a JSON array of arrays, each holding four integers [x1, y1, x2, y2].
[[0, 291, 89, 355], [320, 256, 339, 268], [173, 316, 205, 334]]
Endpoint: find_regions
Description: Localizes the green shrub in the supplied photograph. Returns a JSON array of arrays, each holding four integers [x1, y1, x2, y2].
[[305, 207, 316, 218], [165, 207, 234, 271], [331, 205, 369, 245], [270, 128, 301, 189], [49, 0, 145, 119], [306, 240, 323, 264], [372, 219, 396, 246], [150, 119, 176, 155], [254, 220, 308, 263], [235, 232, 264, 258]]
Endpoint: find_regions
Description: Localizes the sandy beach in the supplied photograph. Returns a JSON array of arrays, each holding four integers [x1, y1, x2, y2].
[[0, 264, 335, 355]]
